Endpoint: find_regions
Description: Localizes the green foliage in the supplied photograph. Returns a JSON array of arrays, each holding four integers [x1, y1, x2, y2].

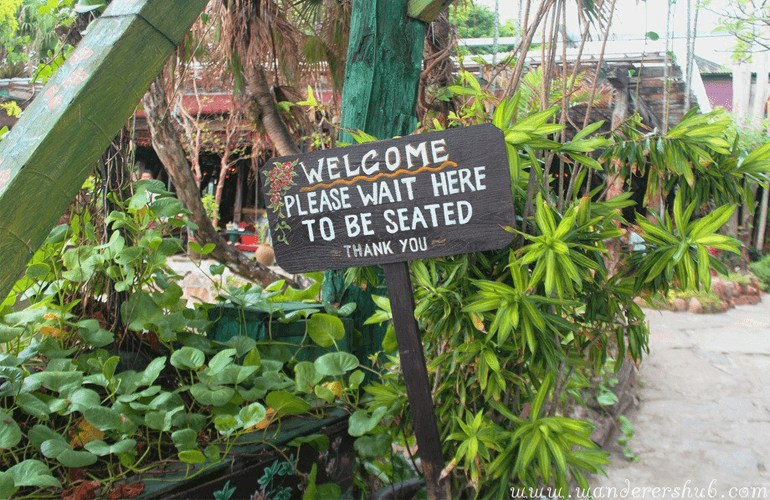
[[201, 193, 220, 221], [345, 68, 756, 497], [449, 2, 517, 54], [749, 254, 770, 291], [0, 181, 366, 498], [617, 415, 639, 462]]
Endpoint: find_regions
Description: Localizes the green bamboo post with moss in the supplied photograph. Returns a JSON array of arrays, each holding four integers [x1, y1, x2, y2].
[[0, 0, 209, 300]]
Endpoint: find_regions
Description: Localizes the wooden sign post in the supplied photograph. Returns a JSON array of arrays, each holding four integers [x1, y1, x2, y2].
[[261, 123, 514, 499]]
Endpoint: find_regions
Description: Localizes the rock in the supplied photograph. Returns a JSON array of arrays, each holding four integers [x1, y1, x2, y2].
[[185, 286, 211, 302], [673, 298, 688, 312], [689, 297, 703, 314], [723, 281, 738, 298], [735, 295, 761, 306], [710, 278, 725, 299], [739, 282, 750, 295], [633, 296, 646, 307]]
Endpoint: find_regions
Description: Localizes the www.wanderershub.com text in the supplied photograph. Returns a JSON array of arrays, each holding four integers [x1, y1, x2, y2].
[[510, 480, 769, 499]]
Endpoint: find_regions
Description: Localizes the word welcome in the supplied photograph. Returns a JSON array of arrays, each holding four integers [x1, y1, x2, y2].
[[298, 139, 449, 186]]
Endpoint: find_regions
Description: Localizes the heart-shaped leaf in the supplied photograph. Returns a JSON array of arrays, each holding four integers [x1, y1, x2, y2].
[[67, 388, 101, 414], [27, 425, 61, 450], [348, 370, 365, 390], [178, 450, 206, 464], [348, 407, 387, 437], [85, 439, 136, 456], [209, 349, 237, 372], [0, 411, 21, 449], [294, 362, 322, 393], [288, 433, 329, 452], [225, 336, 256, 357], [141, 357, 167, 385], [190, 384, 235, 407], [7, 459, 60, 488], [84, 407, 122, 431], [55, 449, 98, 468], [214, 414, 238, 435], [15, 393, 51, 419], [238, 402, 267, 429], [0, 471, 15, 498], [354, 434, 392, 458], [170, 347, 205, 370], [314, 352, 358, 376], [171, 429, 198, 452], [265, 391, 311, 415], [307, 313, 345, 347]]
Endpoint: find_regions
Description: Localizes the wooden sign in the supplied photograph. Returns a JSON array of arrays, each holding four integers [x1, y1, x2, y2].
[[261, 123, 514, 273]]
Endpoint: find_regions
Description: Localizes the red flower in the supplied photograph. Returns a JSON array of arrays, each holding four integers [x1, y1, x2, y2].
[[281, 161, 294, 173], [271, 181, 280, 191], [270, 192, 282, 205], [269, 169, 280, 181]]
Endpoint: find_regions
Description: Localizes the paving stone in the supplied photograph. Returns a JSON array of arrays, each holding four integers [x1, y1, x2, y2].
[[590, 299, 770, 491]]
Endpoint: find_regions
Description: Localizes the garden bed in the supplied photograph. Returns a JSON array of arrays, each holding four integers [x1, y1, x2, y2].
[[127, 409, 353, 500]]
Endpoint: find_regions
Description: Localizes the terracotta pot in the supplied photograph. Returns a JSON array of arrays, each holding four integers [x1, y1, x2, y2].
[[255, 244, 275, 267]]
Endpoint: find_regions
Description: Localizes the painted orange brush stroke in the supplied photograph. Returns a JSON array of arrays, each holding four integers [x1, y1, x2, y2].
[[300, 160, 458, 192]]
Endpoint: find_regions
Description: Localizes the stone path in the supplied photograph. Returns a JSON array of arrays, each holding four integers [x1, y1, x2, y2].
[[589, 300, 770, 498]]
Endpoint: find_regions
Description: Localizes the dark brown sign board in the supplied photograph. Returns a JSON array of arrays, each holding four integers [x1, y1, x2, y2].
[[260, 123, 515, 273]]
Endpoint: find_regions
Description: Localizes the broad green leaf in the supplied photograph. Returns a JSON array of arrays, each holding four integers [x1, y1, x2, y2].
[[225, 336, 257, 357], [68, 388, 101, 414], [348, 407, 387, 437], [27, 425, 61, 449], [238, 402, 267, 428], [314, 384, 335, 404], [348, 370, 365, 390], [0, 412, 21, 449], [84, 439, 136, 456], [141, 356, 167, 385], [214, 414, 238, 435], [204, 445, 221, 463], [265, 390, 311, 415], [7, 460, 60, 488], [354, 434, 392, 458], [16, 393, 51, 419], [170, 347, 205, 370], [294, 362, 322, 393], [208, 348, 237, 372], [190, 384, 235, 407], [0, 471, 15, 498], [307, 313, 345, 348], [171, 429, 198, 452], [84, 406, 122, 431], [179, 450, 207, 464], [314, 352, 358, 376], [288, 433, 330, 452], [55, 449, 98, 468]]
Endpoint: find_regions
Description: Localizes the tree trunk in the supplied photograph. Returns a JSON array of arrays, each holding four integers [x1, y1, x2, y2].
[[245, 66, 300, 156], [733, 63, 752, 122], [142, 75, 288, 286], [751, 48, 770, 127], [757, 186, 769, 251]]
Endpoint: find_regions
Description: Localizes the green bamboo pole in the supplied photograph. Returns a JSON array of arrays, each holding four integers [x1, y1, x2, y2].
[[0, 0, 209, 300]]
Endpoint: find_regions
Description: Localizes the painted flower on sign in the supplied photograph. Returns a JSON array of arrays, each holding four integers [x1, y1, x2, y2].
[[263, 159, 298, 245]]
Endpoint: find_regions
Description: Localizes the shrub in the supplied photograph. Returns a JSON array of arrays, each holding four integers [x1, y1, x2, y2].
[[749, 255, 770, 291]]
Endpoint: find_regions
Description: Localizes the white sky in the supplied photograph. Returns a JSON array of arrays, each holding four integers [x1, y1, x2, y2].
[[472, 0, 737, 66]]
